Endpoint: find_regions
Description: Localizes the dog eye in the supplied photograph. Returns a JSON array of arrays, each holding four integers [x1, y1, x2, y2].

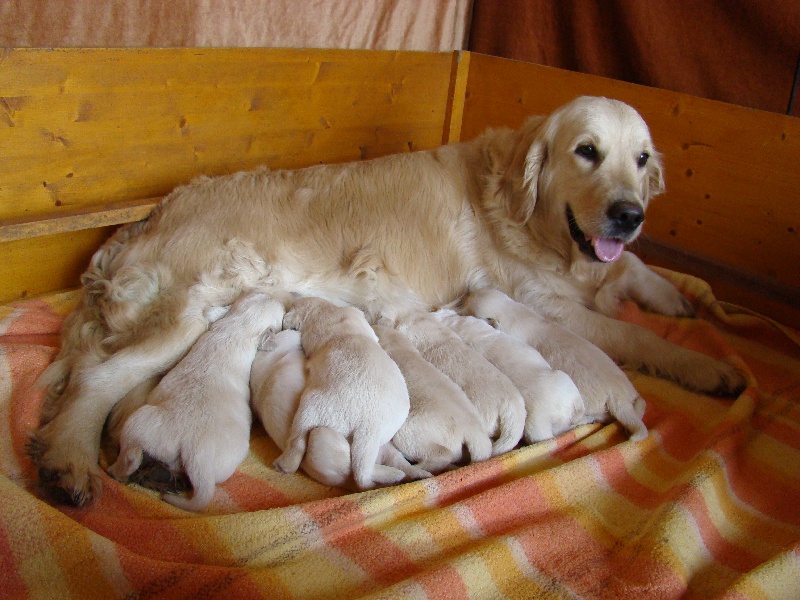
[[637, 152, 650, 168], [575, 144, 598, 162]]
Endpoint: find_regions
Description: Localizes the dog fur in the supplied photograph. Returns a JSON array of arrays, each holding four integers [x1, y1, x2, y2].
[[274, 297, 417, 490], [107, 290, 285, 511], [32, 95, 746, 503], [373, 323, 493, 473], [434, 310, 586, 443], [393, 312, 526, 455], [462, 288, 648, 441]]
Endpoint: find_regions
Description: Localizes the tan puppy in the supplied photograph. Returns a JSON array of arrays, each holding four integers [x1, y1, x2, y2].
[[373, 324, 493, 473], [393, 312, 526, 456], [108, 291, 285, 511], [34, 96, 745, 503], [274, 297, 415, 490], [462, 288, 647, 441], [434, 310, 584, 444]]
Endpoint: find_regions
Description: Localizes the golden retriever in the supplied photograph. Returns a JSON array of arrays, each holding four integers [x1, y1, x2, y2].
[[31, 95, 746, 504]]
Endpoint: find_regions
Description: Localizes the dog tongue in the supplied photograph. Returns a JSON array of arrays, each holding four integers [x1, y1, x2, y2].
[[591, 237, 624, 262]]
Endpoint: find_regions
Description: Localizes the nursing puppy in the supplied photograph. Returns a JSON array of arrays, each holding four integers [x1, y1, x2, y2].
[[393, 312, 526, 456], [434, 310, 584, 443], [463, 288, 647, 441], [274, 297, 416, 490], [373, 324, 493, 473], [252, 329, 427, 488], [34, 96, 746, 504], [251, 329, 359, 488], [108, 291, 285, 511]]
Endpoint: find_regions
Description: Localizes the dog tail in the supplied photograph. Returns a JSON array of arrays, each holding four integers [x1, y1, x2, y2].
[[611, 394, 648, 442], [490, 400, 526, 456], [463, 428, 493, 463], [163, 455, 216, 512]]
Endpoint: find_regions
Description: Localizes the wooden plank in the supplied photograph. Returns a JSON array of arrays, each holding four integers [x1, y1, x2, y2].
[[442, 51, 471, 144], [0, 197, 157, 242], [462, 53, 800, 324], [0, 227, 114, 303], [0, 48, 455, 222]]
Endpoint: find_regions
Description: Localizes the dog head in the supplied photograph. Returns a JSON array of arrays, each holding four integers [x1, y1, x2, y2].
[[506, 96, 664, 263]]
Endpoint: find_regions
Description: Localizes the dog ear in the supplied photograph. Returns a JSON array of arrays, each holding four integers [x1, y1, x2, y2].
[[504, 116, 548, 223], [646, 150, 665, 200]]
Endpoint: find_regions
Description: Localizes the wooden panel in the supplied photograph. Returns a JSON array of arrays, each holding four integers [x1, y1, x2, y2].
[[0, 48, 455, 221], [462, 53, 800, 324], [1, 227, 113, 303], [0, 48, 457, 302]]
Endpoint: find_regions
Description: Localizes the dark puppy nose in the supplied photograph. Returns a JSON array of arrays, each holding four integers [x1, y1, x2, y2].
[[607, 201, 644, 234]]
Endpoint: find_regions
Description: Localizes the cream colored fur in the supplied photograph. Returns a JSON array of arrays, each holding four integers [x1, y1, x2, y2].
[[374, 324, 492, 473], [393, 312, 526, 455], [462, 288, 647, 441], [32, 95, 746, 504], [435, 310, 584, 443], [108, 291, 285, 511], [274, 297, 419, 490]]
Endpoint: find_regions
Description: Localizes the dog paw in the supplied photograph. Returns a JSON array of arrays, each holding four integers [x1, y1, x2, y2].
[[28, 422, 106, 506], [678, 356, 748, 397]]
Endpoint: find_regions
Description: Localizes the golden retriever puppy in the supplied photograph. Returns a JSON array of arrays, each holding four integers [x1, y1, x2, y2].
[[252, 328, 429, 489], [108, 291, 285, 511], [393, 312, 526, 456], [462, 288, 647, 441], [373, 324, 493, 473], [434, 310, 584, 444], [33, 95, 745, 503], [274, 297, 416, 490]]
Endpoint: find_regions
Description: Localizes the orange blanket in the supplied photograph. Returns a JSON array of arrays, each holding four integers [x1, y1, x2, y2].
[[1, 269, 799, 599]]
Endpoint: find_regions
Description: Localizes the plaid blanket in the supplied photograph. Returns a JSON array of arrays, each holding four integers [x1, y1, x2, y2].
[[1, 269, 798, 599]]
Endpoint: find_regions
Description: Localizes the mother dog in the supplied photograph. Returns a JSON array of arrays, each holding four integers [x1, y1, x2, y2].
[[32, 96, 746, 505]]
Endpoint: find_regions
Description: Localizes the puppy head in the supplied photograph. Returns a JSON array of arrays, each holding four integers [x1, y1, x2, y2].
[[509, 96, 664, 263]]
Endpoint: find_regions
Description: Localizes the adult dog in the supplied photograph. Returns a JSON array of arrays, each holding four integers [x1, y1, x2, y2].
[[31, 95, 746, 505]]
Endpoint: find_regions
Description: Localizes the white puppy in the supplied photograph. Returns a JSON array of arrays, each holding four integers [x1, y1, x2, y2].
[[393, 311, 526, 456], [108, 291, 285, 511], [250, 329, 353, 487], [274, 297, 417, 490], [435, 310, 584, 444], [462, 288, 647, 441], [373, 324, 493, 473]]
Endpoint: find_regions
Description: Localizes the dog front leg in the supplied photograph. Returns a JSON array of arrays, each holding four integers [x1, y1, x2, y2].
[[594, 251, 695, 318], [553, 302, 747, 396], [30, 314, 210, 505]]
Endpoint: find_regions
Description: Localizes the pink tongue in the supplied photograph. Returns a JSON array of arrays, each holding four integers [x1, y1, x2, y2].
[[591, 237, 624, 262]]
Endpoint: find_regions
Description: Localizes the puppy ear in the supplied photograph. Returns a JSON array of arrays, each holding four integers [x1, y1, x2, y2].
[[646, 151, 665, 200], [503, 116, 548, 223]]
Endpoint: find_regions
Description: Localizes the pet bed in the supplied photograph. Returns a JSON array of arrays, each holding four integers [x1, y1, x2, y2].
[[1, 48, 799, 599]]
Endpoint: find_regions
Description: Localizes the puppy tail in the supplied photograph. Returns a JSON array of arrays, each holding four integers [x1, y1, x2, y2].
[[490, 401, 526, 456], [611, 395, 648, 442], [463, 429, 493, 463], [162, 463, 216, 512]]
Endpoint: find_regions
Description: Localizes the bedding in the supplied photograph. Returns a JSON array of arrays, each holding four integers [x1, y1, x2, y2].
[[1, 268, 799, 599]]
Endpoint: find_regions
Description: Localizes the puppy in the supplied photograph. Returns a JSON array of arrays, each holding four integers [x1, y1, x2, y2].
[[35, 96, 745, 503], [434, 310, 584, 443], [463, 288, 647, 441], [373, 324, 493, 473], [393, 311, 526, 456], [108, 291, 285, 510], [250, 329, 353, 487], [274, 297, 416, 490]]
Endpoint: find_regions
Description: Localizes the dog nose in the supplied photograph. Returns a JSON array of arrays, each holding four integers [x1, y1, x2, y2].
[[607, 201, 644, 234]]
